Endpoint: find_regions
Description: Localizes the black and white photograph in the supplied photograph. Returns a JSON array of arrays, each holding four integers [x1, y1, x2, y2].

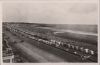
[[2, 1, 99, 63]]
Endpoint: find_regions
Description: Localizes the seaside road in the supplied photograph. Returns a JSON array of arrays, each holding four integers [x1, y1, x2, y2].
[[4, 30, 91, 62]]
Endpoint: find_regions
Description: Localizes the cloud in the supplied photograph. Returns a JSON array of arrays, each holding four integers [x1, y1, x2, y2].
[[69, 3, 97, 14]]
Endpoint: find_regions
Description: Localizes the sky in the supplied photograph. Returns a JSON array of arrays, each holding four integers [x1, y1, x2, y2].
[[1, 0, 98, 1], [3, 1, 98, 24]]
